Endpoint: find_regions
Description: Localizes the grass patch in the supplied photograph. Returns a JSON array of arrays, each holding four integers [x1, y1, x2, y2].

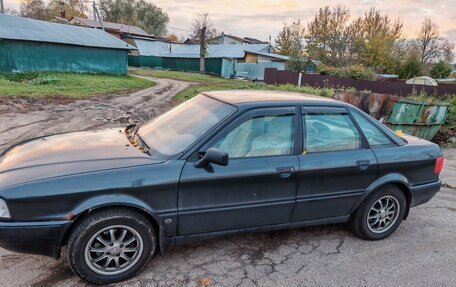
[[0, 72, 154, 98], [130, 68, 334, 102]]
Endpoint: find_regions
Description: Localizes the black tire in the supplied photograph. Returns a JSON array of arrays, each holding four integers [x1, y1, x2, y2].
[[350, 185, 406, 240], [66, 208, 156, 285]]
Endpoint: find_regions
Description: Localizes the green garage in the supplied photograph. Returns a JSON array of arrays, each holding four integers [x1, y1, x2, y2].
[[0, 14, 134, 75]]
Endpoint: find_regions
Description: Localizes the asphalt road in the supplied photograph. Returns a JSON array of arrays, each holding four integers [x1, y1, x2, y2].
[[0, 80, 455, 286]]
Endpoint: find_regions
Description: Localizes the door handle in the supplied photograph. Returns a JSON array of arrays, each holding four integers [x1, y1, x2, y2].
[[277, 166, 295, 179], [356, 160, 370, 170]]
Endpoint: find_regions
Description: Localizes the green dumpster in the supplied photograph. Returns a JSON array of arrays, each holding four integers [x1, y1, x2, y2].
[[387, 100, 449, 141]]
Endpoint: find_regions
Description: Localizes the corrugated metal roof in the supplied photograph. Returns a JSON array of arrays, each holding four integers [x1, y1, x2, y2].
[[135, 39, 173, 56], [135, 39, 271, 58], [166, 44, 270, 58], [244, 50, 289, 61], [71, 17, 152, 38], [0, 14, 135, 50]]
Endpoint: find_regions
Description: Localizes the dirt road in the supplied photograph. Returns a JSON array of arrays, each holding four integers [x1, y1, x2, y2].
[[0, 80, 455, 286], [0, 76, 191, 154]]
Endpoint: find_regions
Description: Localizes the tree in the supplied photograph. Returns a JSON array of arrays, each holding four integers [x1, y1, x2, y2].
[[4, 8, 19, 15], [412, 18, 455, 65], [19, 0, 48, 20], [348, 7, 403, 72], [416, 18, 440, 63], [285, 55, 309, 72], [440, 39, 455, 64], [430, 61, 453, 79], [190, 13, 217, 74], [47, 0, 87, 19], [275, 20, 305, 56], [306, 5, 351, 66], [399, 54, 422, 79], [99, 0, 169, 36], [166, 33, 179, 43]]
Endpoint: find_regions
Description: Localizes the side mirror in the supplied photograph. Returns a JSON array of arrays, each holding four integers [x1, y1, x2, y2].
[[194, 148, 229, 168]]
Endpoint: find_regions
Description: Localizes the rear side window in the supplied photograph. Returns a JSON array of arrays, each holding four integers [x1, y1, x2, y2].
[[304, 113, 362, 153], [351, 112, 393, 147]]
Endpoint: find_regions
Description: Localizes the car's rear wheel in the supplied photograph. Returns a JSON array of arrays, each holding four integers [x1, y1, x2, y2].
[[350, 185, 406, 240], [67, 208, 156, 284]]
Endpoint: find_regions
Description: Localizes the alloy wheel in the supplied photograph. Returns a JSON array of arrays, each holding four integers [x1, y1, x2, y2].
[[366, 195, 400, 234], [84, 225, 144, 276]]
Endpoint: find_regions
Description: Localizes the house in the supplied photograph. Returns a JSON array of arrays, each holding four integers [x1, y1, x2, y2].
[[244, 50, 289, 63], [184, 33, 269, 45], [69, 17, 177, 56], [210, 33, 269, 45], [70, 17, 152, 39], [129, 43, 289, 80], [0, 14, 134, 74], [183, 38, 199, 45]]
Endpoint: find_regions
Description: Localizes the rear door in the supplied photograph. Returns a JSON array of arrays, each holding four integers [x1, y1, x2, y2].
[[291, 107, 378, 222], [178, 107, 300, 235]]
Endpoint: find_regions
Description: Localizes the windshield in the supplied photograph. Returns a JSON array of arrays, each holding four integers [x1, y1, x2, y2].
[[138, 94, 236, 160]]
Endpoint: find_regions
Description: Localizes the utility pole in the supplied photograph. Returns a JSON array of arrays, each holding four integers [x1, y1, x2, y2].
[[92, 1, 104, 31], [199, 25, 206, 74], [1, 0, 4, 14]]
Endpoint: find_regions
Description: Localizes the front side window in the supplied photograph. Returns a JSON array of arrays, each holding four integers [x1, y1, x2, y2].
[[304, 113, 362, 153], [213, 114, 294, 158], [139, 95, 236, 160], [351, 112, 393, 147]]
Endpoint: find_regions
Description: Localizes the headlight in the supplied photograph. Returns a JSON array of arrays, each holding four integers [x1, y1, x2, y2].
[[0, 198, 11, 219]]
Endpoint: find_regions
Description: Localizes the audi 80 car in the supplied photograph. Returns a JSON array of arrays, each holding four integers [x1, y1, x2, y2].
[[0, 90, 443, 284]]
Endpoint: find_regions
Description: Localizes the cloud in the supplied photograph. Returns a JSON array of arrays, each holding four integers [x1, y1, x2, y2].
[[4, 0, 456, 43]]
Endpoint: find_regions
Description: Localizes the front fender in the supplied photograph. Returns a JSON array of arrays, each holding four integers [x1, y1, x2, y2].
[[350, 173, 412, 217], [64, 194, 167, 254]]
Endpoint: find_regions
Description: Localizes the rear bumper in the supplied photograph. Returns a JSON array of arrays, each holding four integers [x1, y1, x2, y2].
[[0, 220, 71, 259], [411, 180, 441, 207]]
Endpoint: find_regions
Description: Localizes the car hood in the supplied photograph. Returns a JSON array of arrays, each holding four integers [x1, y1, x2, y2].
[[0, 129, 161, 189]]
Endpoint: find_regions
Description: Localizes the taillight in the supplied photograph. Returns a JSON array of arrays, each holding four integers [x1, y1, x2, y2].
[[435, 156, 444, 174]]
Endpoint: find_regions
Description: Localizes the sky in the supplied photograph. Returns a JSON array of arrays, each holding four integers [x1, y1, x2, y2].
[[4, 0, 456, 45]]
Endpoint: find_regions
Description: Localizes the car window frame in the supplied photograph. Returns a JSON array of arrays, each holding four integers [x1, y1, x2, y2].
[[301, 106, 369, 154], [191, 106, 299, 160], [348, 109, 401, 148]]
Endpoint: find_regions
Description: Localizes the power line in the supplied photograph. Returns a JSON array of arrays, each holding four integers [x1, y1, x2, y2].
[[166, 25, 192, 32]]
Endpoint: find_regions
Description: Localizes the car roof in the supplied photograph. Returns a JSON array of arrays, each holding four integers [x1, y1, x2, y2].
[[202, 90, 343, 107]]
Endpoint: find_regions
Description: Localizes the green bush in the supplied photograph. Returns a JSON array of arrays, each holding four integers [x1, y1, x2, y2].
[[29, 76, 59, 85], [285, 55, 311, 72], [399, 55, 422, 79], [317, 64, 376, 80], [430, 61, 453, 79], [4, 72, 39, 82], [446, 96, 456, 130]]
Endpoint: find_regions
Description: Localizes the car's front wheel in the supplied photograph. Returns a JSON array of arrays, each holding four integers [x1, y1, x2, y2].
[[350, 185, 406, 240], [67, 208, 156, 284]]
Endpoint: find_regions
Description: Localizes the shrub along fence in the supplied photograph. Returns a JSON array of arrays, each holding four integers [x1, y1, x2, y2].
[[264, 68, 456, 96]]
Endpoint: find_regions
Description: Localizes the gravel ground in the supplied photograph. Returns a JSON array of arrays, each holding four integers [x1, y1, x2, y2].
[[0, 79, 455, 287]]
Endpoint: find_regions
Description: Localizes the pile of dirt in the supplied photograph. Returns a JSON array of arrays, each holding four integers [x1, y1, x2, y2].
[[433, 127, 456, 146]]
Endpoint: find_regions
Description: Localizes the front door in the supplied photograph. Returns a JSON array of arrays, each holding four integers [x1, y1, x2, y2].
[[291, 107, 378, 222], [178, 107, 300, 235]]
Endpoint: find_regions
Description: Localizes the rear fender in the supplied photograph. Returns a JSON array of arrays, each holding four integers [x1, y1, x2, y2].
[[350, 173, 412, 219]]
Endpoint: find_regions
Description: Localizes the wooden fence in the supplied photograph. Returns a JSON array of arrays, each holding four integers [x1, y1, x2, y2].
[[264, 68, 456, 96]]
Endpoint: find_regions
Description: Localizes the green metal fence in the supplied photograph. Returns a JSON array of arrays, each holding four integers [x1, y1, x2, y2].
[[0, 40, 128, 75], [387, 101, 449, 141], [129, 55, 223, 75]]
